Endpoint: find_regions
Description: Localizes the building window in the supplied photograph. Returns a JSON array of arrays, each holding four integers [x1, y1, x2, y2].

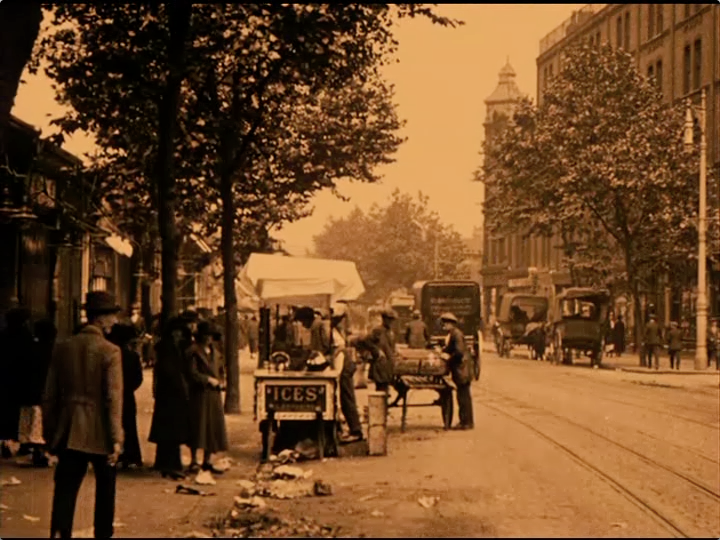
[[683, 44, 692, 94], [596, 31, 601, 47], [648, 5, 655, 39], [693, 39, 702, 90], [655, 60, 663, 94], [684, 5, 691, 18], [694, 5, 701, 14], [656, 5, 663, 34], [616, 16, 622, 48], [647, 64, 654, 81], [498, 238, 506, 264], [624, 13, 630, 50]]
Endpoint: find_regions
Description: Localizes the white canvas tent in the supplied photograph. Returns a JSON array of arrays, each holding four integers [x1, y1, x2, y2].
[[236, 253, 365, 309]]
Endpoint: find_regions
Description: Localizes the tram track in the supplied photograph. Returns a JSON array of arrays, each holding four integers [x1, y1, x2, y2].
[[477, 387, 720, 538], [545, 374, 720, 431], [484, 389, 720, 501], [499, 358, 720, 430]]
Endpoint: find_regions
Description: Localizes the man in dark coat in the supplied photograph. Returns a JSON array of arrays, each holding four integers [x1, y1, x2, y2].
[[405, 310, 430, 349], [353, 308, 396, 393], [43, 291, 124, 539], [149, 317, 191, 480], [644, 315, 662, 369], [666, 321, 684, 370], [612, 314, 626, 357], [440, 312, 474, 430]]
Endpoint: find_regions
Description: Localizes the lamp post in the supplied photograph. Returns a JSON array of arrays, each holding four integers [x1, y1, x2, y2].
[[411, 219, 439, 279], [684, 88, 708, 371]]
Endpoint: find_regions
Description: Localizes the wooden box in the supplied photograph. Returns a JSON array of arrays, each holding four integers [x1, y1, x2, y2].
[[393, 349, 448, 377]]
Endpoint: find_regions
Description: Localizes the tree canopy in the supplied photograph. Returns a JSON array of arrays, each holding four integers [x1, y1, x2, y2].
[[481, 43, 702, 290], [313, 189, 469, 302], [479, 43, 706, 354]]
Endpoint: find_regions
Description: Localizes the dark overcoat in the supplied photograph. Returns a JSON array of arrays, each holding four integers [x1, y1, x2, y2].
[[42, 325, 124, 455], [187, 343, 228, 454], [405, 319, 429, 349], [443, 327, 472, 387], [356, 325, 395, 385], [148, 338, 191, 445], [120, 346, 143, 463], [0, 327, 35, 439]]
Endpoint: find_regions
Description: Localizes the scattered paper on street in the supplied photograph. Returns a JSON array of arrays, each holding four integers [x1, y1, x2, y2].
[[418, 496, 439, 509], [23, 514, 40, 522], [1, 476, 22, 487], [194, 470, 216, 486]]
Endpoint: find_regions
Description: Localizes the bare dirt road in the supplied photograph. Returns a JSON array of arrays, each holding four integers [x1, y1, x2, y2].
[[2, 349, 718, 538], [270, 350, 720, 538]]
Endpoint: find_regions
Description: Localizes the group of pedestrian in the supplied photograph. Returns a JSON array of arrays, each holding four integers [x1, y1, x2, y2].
[[0, 308, 57, 467], [148, 309, 228, 480]]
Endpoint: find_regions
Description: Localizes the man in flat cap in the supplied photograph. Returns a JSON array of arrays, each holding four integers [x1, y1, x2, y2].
[[43, 291, 124, 538], [353, 308, 397, 393], [440, 312, 474, 430]]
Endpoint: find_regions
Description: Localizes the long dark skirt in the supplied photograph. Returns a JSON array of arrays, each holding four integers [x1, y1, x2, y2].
[[154, 443, 183, 473], [188, 388, 228, 455], [120, 395, 142, 465]]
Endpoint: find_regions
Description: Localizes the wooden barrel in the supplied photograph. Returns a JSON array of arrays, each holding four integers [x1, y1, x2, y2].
[[367, 391, 387, 456]]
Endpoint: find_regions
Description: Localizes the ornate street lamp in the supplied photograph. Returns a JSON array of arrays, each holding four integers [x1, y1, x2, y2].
[[684, 88, 708, 371]]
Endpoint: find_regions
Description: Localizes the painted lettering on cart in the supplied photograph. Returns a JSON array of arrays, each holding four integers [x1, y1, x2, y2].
[[265, 385, 326, 412]]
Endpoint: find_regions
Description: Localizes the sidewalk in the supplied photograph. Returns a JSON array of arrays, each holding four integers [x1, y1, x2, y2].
[[480, 340, 719, 376], [0, 350, 261, 538]]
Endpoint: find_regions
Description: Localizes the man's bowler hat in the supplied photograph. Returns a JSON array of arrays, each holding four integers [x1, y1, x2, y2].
[[83, 291, 122, 315]]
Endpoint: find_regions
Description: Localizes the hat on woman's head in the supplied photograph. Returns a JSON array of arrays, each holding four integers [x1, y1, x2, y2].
[[84, 291, 122, 315], [196, 320, 215, 338], [180, 310, 199, 322]]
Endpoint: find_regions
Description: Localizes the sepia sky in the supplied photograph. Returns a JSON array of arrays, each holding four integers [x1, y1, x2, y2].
[[13, 4, 585, 256]]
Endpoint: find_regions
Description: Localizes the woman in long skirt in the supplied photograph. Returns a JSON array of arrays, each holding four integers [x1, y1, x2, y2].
[[109, 323, 145, 468], [187, 321, 228, 474], [149, 317, 192, 480]]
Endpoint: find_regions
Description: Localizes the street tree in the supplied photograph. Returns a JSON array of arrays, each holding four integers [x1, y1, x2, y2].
[[35, 3, 460, 412], [0, 0, 42, 149], [481, 43, 701, 357], [181, 4, 439, 412], [313, 190, 469, 302]]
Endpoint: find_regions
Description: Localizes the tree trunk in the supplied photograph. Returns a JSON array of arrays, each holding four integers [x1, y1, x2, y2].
[[0, 1, 42, 150], [220, 172, 240, 414], [140, 241, 155, 326], [631, 277, 643, 366], [154, 0, 191, 328]]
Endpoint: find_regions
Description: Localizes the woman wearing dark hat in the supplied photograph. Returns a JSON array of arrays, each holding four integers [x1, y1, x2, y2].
[[149, 317, 192, 480], [108, 323, 144, 469], [440, 312, 474, 430], [187, 321, 228, 474]]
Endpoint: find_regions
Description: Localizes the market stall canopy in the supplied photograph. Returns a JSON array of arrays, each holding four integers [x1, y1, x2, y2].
[[236, 253, 365, 308]]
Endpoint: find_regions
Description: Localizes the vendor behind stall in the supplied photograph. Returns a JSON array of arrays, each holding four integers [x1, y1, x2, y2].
[[330, 311, 363, 444]]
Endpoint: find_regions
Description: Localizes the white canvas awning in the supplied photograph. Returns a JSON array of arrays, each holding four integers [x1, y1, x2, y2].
[[236, 253, 365, 309]]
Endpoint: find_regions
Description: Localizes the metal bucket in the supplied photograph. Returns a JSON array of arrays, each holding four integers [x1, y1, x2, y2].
[[367, 391, 387, 456]]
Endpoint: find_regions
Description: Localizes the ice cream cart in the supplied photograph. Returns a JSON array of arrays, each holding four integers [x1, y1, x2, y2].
[[237, 253, 365, 461]]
